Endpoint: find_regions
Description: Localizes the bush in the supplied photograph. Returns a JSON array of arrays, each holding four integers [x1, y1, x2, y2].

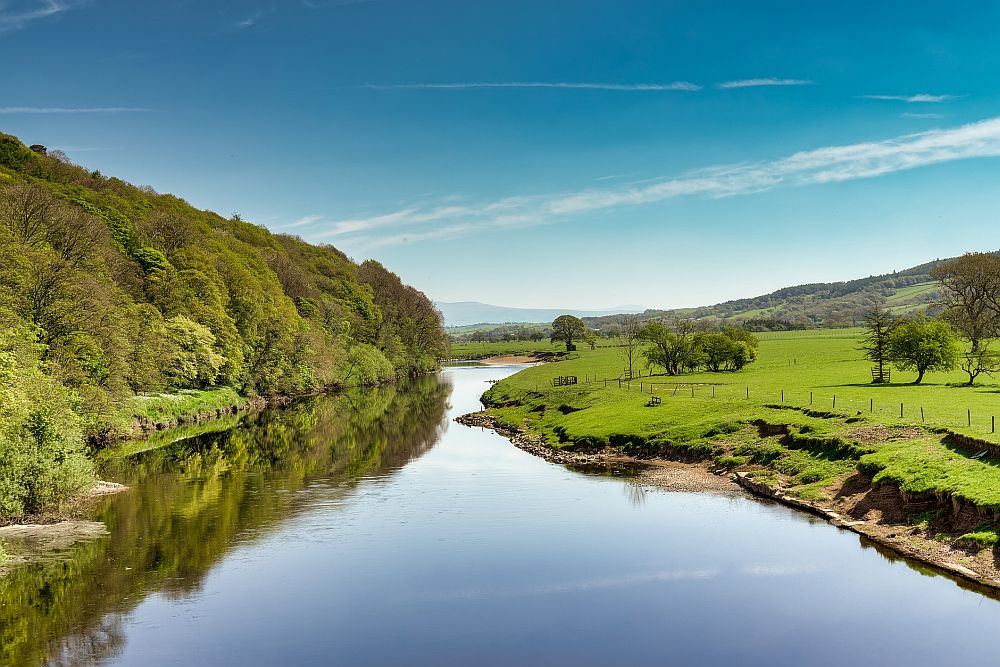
[[0, 325, 94, 517]]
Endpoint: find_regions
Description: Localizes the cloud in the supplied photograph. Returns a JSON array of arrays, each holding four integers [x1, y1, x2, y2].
[[0, 0, 80, 33], [230, 8, 272, 30], [279, 214, 324, 229], [322, 115, 1000, 248], [716, 78, 813, 89], [0, 106, 150, 114], [902, 112, 944, 119], [860, 94, 957, 103], [362, 81, 703, 92]]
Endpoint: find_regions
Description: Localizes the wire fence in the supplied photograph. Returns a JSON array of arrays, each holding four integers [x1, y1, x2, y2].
[[537, 372, 1000, 437]]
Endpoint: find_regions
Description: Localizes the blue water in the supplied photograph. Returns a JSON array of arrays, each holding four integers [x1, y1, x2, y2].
[[11, 365, 1000, 666]]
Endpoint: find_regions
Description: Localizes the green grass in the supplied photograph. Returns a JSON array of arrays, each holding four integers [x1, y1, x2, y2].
[[484, 329, 1000, 515], [955, 528, 1000, 550], [125, 387, 246, 424], [494, 329, 1000, 441]]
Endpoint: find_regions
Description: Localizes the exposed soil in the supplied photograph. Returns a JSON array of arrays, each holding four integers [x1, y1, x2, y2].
[[479, 355, 542, 365], [458, 410, 1000, 594]]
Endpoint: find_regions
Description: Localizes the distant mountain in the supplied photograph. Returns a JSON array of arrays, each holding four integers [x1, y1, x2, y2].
[[435, 301, 644, 327]]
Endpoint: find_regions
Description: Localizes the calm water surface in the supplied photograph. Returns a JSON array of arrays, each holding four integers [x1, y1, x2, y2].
[[4, 365, 1000, 666]]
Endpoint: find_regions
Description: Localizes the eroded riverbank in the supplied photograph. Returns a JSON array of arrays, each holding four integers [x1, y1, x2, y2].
[[457, 410, 1000, 592]]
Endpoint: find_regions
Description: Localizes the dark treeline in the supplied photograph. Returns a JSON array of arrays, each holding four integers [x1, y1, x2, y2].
[[449, 323, 549, 344], [0, 132, 447, 517]]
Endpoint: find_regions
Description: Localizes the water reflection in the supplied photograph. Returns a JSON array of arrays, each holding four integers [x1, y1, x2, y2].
[[0, 375, 450, 667]]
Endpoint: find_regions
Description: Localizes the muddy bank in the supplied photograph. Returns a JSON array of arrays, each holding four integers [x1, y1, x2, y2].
[[456, 412, 737, 494], [478, 355, 541, 365], [457, 410, 1000, 592]]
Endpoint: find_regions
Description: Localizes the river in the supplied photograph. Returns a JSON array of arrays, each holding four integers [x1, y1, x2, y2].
[[3, 364, 1000, 666]]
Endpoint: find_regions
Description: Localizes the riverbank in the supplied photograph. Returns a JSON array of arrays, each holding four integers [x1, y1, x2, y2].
[[459, 408, 1000, 592]]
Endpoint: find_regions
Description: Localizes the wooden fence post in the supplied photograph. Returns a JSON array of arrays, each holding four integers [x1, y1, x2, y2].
[[781, 389, 784, 403], [968, 409, 972, 427], [921, 407, 924, 422], [900, 403, 903, 418], [833, 395, 836, 409]]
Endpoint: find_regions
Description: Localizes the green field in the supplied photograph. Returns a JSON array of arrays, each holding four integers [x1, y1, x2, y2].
[[483, 329, 1000, 525], [494, 328, 1000, 440]]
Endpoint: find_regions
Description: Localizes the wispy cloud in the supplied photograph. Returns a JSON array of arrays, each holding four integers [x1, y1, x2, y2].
[[902, 112, 944, 119], [860, 93, 957, 103], [0, 0, 80, 33], [0, 106, 150, 114], [279, 214, 324, 229], [322, 115, 1000, 249], [362, 81, 703, 92], [716, 78, 813, 89], [231, 8, 272, 30]]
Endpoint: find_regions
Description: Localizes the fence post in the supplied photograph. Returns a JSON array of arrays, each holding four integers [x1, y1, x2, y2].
[[968, 409, 972, 427], [674, 385, 678, 396], [746, 386, 749, 399], [691, 387, 695, 397], [833, 395, 836, 409], [993, 416, 996, 434], [712, 386, 715, 398], [900, 403, 903, 418], [781, 389, 784, 402], [921, 407, 924, 422], [640, 382, 643, 392], [870, 398, 873, 413], [810, 391, 813, 405]]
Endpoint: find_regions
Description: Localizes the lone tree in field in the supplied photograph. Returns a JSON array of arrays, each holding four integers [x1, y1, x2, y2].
[[860, 299, 898, 383], [931, 252, 1000, 385], [615, 315, 644, 377], [550, 314, 586, 351], [888, 315, 960, 384]]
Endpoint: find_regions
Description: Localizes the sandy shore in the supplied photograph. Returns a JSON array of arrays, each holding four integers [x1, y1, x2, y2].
[[478, 355, 541, 365], [457, 410, 1000, 595]]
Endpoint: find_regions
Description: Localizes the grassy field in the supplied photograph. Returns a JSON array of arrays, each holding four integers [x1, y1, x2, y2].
[[495, 328, 1000, 440], [482, 329, 1000, 539]]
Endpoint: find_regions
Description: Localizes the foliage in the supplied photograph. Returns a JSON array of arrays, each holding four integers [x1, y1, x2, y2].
[[888, 315, 960, 384], [0, 131, 446, 519], [550, 315, 586, 351], [860, 298, 898, 381], [932, 252, 1000, 385]]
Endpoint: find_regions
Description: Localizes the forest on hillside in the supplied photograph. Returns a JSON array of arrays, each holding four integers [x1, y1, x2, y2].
[[0, 132, 447, 517]]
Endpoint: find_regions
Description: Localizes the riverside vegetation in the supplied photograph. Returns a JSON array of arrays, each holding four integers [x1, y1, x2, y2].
[[0, 132, 447, 522], [479, 312, 1000, 585]]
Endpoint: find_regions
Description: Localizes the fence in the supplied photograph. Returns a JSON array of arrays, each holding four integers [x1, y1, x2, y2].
[[537, 371, 999, 436]]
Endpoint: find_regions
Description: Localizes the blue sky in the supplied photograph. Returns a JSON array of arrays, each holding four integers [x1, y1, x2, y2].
[[4, 0, 1000, 309]]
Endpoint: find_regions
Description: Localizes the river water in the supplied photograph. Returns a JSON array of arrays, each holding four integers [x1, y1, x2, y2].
[[3, 364, 1000, 666]]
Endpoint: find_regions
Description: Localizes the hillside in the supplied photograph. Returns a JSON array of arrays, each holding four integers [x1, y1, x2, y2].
[[585, 260, 959, 332], [0, 132, 447, 518]]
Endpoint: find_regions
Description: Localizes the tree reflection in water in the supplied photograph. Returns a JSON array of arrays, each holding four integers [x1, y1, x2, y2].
[[0, 374, 450, 667]]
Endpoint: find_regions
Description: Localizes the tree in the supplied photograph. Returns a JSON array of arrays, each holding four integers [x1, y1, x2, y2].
[[860, 298, 898, 383], [640, 321, 701, 375], [888, 315, 960, 384], [615, 315, 644, 377], [164, 315, 226, 388], [550, 315, 586, 351], [932, 253, 1000, 385]]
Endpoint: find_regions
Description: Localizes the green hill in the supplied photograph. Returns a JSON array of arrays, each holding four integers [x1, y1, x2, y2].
[[586, 260, 961, 332], [0, 132, 447, 518]]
